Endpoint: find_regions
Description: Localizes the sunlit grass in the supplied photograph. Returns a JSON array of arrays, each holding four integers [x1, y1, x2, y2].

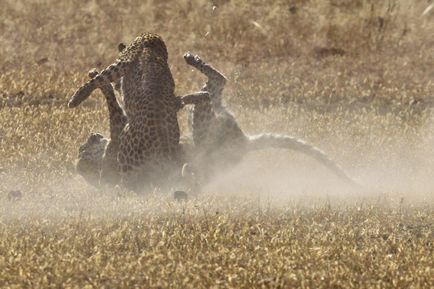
[[1, 0, 433, 288]]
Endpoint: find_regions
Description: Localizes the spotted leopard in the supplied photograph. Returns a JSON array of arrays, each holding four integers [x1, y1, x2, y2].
[[73, 42, 208, 188], [183, 52, 359, 187], [69, 33, 186, 190]]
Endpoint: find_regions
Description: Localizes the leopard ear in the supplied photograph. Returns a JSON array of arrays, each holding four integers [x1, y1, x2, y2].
[[118, 42, 126, 52], [89, 133, 104, 143]]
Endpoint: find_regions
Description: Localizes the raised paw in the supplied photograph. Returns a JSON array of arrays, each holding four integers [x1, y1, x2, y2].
[[183, 52, 196, 65], [183, 52, 204, 66]]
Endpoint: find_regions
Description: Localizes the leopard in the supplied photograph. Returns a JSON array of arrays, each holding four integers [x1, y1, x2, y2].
[[75, 71, 208, 188], [72, 41, 209, 189], [75, 68, 127, 186], [182, 52, 360, 188], [69, 33, 190, 191]]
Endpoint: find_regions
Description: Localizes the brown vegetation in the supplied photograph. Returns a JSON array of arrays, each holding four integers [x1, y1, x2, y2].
[[0, 0, 433, 288]]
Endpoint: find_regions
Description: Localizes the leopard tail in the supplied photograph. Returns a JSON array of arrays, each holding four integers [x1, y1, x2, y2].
[[247, 133, 361, 188]]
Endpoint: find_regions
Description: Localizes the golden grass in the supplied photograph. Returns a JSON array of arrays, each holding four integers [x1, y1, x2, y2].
[[1, 0, 433, 288], [1, 195, 433, 288]]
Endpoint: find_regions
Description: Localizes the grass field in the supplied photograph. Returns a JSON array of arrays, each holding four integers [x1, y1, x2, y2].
[[1, 0, 433, 288]]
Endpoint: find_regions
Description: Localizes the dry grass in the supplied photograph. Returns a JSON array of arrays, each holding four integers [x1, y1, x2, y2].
[[1, 194, 433, 288], [1, 0, 433, 288]]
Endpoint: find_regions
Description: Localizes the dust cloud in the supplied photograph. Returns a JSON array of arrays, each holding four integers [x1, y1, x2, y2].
[[203, 122, 434, 205], [1, 111, 434, 221]]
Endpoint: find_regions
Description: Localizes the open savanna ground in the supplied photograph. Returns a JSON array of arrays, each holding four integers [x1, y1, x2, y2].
[[1, 0, 433, 288]]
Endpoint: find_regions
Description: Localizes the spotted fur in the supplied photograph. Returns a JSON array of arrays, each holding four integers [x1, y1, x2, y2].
[[75, 75, 208, 188], [73, 40, 209, 189], [69, 33, 181, 190]]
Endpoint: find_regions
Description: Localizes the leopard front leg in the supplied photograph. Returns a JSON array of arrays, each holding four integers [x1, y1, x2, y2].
[[183, 52, 227, 101]]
